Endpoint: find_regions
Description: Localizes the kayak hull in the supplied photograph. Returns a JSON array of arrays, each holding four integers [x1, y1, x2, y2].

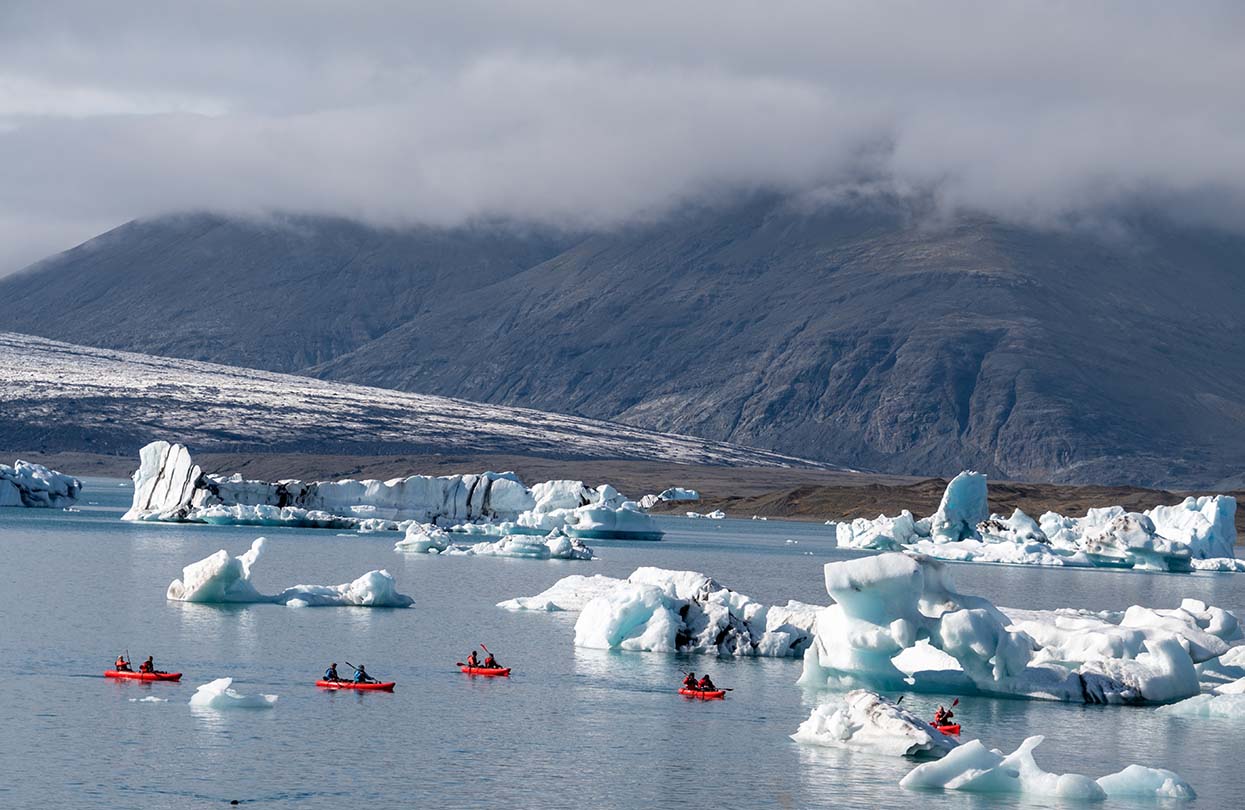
[[679, 687, 726, 700], [316, 680, 395, 691], [460, 666, 510, 677], [935, 724, 961, 735], [105, 670, 182, 682]]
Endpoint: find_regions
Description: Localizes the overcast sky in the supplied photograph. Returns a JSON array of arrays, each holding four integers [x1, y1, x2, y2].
[[1, 1, 1242, 274]]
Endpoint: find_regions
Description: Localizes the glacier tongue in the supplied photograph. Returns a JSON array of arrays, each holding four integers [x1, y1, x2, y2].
[[0, 459, 82, 508]]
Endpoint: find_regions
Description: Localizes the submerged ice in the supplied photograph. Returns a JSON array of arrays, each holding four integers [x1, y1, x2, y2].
[[167, 538, 414, 607], [0, 459, 81, 508], [831, 471, 1237, 572], [124, 441, 661, 540]]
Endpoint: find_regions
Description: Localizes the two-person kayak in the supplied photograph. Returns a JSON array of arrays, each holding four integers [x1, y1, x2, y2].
[[105, 670, 182, 681], [460, 666, 510, 677], [316, 680, 396, 691], [679, 687, 726, 700]]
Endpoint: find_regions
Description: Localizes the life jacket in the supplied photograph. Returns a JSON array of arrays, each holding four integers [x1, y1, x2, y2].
[[484, 656, 497, 668], [115, 658, 127, 669], [140, 661, 153, 673], [697, 678, 714, 690]]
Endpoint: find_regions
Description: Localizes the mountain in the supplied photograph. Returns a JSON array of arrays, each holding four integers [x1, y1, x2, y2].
[[0, 331, 818, 468], [2, 197, 1243, 487]]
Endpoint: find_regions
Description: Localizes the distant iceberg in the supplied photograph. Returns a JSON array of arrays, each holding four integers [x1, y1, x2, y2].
[[638, 487, 700, 508], [0, 459, 81, 508], [830, 471, 1236, 572], [167, 537, 414, 607], [398, 526, 594, 560], [123, 441, 662, 540]]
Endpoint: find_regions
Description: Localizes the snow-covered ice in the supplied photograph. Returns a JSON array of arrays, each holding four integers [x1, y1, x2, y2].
[[393, 523, 452, 554], [900, 735, 1195, 800], [503, 567, 821, 658], [829, 471, 1236, 572], [167, 538, 414, 607], [0, 459, 82, 508], [798, 552, 1219, 704], [189, 678, 278, 709], [125, 442, 662, 540], [638, 487, 700, 508], [791, 690, 959, 758]]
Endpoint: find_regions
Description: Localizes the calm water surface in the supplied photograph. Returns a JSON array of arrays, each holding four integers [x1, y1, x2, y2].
[[3, 478, 1242, 809]]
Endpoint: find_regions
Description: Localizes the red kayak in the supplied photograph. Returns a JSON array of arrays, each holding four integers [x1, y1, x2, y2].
[[316, 680, 395, 691], [935, 724, 961, 736], [460, 666, 510, 677], [105, 670, 182, 682], [679, 687, 726, 700]]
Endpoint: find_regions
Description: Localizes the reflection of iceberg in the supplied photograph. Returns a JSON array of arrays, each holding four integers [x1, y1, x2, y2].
[[189, 678, 278, 709], [791, 690, 958, 759], [167, 538, 414, 607], [901, 735, 1195, 800], [503, 567, 821, 658], [124, 441, 662, 540], [0, 459, 82, 508], [830, 471, 1236, 572], [798, 552, 1229, 704]]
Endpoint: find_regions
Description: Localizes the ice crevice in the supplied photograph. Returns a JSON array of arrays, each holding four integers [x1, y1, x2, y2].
[[166, 538, 414, 607]]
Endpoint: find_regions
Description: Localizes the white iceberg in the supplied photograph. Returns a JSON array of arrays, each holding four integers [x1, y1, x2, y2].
[[900, 735, 1194, 800], [1158, 692, 1245, 719], [639, 487, 701, 508], [455, 530, 594, 560], [798, 552, 1210, 704], [189, 678, 278, 710], [393, 523, 452, 554], [827, 470, 1236, 572], [124, 441, 662, 540], [791, 690, 959, 758], [0, 459, 82, 508], [686, 510, 726, 520], [167, 538, 414, 607], [505, 567, 821, 658]]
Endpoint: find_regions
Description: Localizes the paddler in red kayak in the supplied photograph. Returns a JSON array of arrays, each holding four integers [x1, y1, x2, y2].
[[696, 673, 718, 692], [482, 651, 502, 670], [115, 654, 132, 672], [933, 704, 955, 726], [682, 672, 698, 690], [324, 663, 341, 682], [466, 650, 480, 669], [139, 655, 156, 674], [353, 664, 376, 684]]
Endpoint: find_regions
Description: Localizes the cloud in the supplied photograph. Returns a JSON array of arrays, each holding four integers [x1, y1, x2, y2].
[[1, 1, 1243, 273]]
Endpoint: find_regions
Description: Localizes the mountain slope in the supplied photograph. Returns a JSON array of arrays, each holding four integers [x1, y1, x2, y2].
[[0, 331, 821, 468], [2, 198, 1243, 487]]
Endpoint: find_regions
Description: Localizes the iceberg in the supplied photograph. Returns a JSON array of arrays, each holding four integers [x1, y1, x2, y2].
[[124, 442, 662, 540], [686, 510, 726, 520], [398, 528, 594, 560], [798, 552, 1213, 703], [638, 487, 700, 508], [791, 690, 959, 758], [393, 523, 452, 554], [167, 538, 414, 607], [189, 678, 278, 710], [900, 735, 1194, 800], [504, 567, 821, 658], [0, 459, 82, 508], [828, 471, 1236, 572]]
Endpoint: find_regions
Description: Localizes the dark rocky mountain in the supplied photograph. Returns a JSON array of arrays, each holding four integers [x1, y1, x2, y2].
[[3, 197, 1243, 487]]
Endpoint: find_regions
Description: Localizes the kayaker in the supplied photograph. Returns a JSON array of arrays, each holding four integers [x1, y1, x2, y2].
[[115, 654, 131, 672], [483, 652, 501, 669], [466, 650, 480, 668], [682, 672, 698, 690], [934, 705, 954, 726], [353, 664, 375, 684], [139, 656, 155, 674], [324, 663, 340, 682], [697, 674, 717, 692]]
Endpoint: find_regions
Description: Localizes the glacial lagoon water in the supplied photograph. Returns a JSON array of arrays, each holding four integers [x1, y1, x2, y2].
[[3, 478, 1244, 809]]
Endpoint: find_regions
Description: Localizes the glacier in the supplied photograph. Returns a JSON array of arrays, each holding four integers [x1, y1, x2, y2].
[[0, 459, 82, 508], [166, 538, 414, 607], [798, 552, 1238, 704], [900, 735, 1195, 800], [501, 567, 822, 658], [124, 441, 662, 541], [831, 471, 1237, 572], [791, 689, 960, 759]]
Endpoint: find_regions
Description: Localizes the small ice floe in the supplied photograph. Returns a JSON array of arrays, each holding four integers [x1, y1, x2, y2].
[[791, 690, 958, 758], [189, 678, 277, 710], [129, 696, 168, 703]]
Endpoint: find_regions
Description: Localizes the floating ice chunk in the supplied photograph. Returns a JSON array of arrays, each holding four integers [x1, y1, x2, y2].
[[167, 538, 413, 607], [1096, 765, 1196, 799], [0, 460, 82, 508], [1158, 692, 1245, 719], [928, 471, 988, 542], [129, 696, 168, 703], [1192, 557, 1245, 572], [189, 678, 278, 710], [575, 584, 680, 651], [835, 510, 920, 550], [791, 690, 959, 758], [394, 523, 451, 554], [686, 510, 726, 519], [639, 487, 700, 508], [1146, 495, 1237, 560], [455, 530, 593, 560], [497, 574, 625, 611]]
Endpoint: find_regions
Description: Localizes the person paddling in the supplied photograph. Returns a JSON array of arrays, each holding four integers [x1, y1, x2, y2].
[[353, 663, 375, 684], [697, 673, 717, 692], [934, 704, 955, 726], [324, 663, 340, 682], [483, 651, 501, 670], [139, 656, 156, 674], [682, 672, 698, 690], [466, 650, 480, 669], [115, 654, 132, 672]]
